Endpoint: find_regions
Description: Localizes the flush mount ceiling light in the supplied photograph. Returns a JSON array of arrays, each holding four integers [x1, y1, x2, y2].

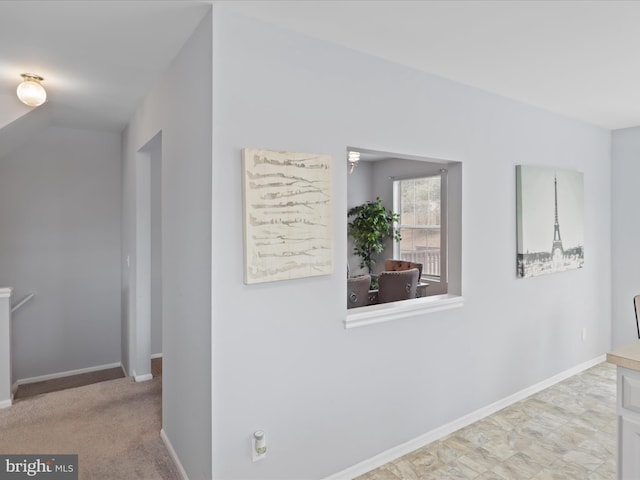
[[16, 73, 47, 107], [348, 151, 360, 175]]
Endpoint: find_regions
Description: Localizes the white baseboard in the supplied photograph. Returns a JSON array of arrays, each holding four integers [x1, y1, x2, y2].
[[134, 373, 153, 382], [0, 398, 11, 409], [161, 428, 189, 480], [323, 354, 607, 480], [16, 362, 124, 386]]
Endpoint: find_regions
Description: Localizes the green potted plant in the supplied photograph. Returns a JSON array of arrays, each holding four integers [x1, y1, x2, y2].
[[348, 197, 401, 286]]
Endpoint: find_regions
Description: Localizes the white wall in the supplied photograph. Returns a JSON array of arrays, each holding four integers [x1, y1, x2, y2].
[[0, 93, 31, 130], [347, 161, 373, 276], [0, 125, 121, 380], [121, 10, 212, 480], [0, 104, 52, 160], [150, 135, 162, 356], [212, 9, 611, 479], [611, 127, 640, 348]]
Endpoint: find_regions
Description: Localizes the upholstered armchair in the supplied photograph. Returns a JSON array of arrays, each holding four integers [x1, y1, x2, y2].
[[377, 268, 419, 304], [384, 259, 423, 281], [347, 275, 371, 309]]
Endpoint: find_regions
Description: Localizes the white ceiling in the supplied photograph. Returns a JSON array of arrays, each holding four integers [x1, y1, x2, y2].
[[0, 1, 210, 132], [2, 1, 640, 132], [221, 0, 640, 130]]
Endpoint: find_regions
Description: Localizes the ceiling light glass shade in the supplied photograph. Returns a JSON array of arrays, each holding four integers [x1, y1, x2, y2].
[[17, 74, 46, 107]]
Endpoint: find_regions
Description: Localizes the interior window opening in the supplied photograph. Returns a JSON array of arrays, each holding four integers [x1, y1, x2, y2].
[[347, 148, 453, 310]]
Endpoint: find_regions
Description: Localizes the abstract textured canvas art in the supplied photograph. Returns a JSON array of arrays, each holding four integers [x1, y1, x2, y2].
[[242, 148, 333, 284]]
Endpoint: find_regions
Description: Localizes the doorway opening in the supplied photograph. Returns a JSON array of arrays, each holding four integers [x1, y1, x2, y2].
[[133, 132, 162, 381]]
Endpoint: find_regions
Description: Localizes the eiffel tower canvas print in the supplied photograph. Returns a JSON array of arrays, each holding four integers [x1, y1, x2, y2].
[[516, 165, 584, 278]]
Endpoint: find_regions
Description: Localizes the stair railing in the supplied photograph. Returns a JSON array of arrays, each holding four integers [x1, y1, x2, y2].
[[11, 293, 34, 313]]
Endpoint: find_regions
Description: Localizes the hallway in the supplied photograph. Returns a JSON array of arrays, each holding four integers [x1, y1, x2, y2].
[[0, 360, 176, 479]]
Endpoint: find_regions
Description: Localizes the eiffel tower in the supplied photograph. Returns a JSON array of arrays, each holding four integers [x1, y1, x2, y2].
[[552, 175, 563, 257]]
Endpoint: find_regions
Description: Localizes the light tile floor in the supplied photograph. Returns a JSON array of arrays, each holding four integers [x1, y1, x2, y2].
[[356, 362, 616, 480]]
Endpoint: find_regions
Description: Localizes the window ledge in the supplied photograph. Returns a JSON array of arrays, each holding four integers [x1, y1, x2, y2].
[[344, 294, 464, 329]]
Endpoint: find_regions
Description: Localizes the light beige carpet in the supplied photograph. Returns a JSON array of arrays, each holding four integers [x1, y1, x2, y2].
[[0, 370, 179, 480]]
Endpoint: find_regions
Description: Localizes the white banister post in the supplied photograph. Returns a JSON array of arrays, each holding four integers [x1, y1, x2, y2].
[[0, 287, 12, 408]]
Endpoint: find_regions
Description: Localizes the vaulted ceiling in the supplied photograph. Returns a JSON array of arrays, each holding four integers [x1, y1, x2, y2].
[[0, 1, 210, 132], [2, 1, 640, 132], [221, 0, 640, 130]]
